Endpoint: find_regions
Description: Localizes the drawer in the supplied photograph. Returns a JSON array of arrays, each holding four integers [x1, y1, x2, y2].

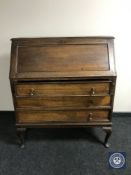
[[16, 110, 109, 123], [16, 96, 111, 109], [15, 82, 110, 96]]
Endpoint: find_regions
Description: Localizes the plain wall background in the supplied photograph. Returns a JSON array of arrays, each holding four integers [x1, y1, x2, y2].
[[0, 0, 131, 111]]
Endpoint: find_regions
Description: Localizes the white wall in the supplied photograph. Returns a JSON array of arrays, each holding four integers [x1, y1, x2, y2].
[[0, 0, 131, 111]]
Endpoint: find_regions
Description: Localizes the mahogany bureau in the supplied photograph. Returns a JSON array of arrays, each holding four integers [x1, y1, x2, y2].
[[9, 37, 116, 148]]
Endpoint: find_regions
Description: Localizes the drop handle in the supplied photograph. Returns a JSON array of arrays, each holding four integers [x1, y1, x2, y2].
[[29, 88, 36, 96], [88, 112, 93, 121], [90, 88, 95, 96]]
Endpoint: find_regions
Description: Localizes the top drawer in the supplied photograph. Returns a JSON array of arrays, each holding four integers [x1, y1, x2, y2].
[[15, 82, 110, 97]]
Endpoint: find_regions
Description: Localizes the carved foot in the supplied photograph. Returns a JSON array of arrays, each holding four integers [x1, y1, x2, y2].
[[16, 128, 26, 148], [102, 127, 112, 148]]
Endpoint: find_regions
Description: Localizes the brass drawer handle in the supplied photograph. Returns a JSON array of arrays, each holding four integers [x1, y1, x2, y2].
[[29, 88, 36, 96], [90, 88, 95, 96], [88, 112, 93, 121]]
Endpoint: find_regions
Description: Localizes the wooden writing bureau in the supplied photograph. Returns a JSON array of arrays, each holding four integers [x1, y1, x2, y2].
[[9, 37, 116, 148]]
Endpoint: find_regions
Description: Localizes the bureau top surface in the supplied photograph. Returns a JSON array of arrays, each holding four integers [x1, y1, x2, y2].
[[10, 37, 116, 80]]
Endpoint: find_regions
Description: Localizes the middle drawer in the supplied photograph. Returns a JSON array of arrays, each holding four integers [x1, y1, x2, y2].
[[16, 96, 111, 109]]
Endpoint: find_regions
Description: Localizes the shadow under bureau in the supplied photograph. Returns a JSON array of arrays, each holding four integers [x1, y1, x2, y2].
[[9, 37, 116, 148]]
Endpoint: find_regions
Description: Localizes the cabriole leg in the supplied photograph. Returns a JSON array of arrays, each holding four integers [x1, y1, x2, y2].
[[102, 127, 112, 148], [16, 127, 26, 148]]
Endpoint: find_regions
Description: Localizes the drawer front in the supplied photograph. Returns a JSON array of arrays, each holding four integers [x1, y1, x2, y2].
[[16, 96, 111, 109], [15, 82, 110, 96], [16, 110, 109, 123]]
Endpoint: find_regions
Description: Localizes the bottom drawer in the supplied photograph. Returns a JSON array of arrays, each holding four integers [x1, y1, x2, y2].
[[16, 110, 109, 123]]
